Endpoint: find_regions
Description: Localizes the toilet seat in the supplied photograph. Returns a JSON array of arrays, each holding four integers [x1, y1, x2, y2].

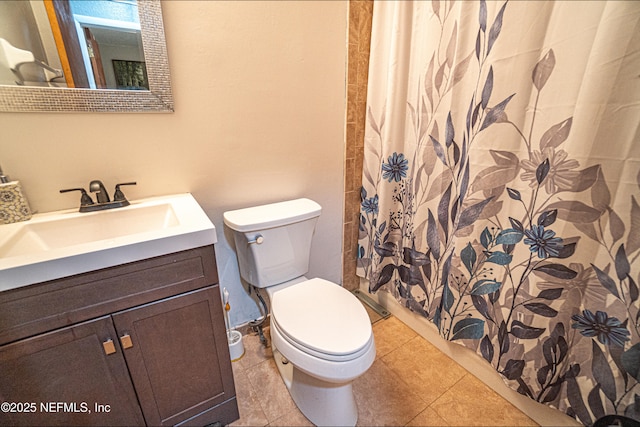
[[272, 316, 374, 362], [271, 278, 372, 360]]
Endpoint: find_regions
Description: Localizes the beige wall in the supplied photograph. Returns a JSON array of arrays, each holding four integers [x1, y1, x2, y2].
[[0, 0, 348, 326]]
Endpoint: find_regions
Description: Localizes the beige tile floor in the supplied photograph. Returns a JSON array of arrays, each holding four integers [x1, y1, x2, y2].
[[230, 314, 537, 426]]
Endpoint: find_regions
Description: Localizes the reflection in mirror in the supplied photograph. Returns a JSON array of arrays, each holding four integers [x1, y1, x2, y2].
[[67, 0, 147, 90], [0, 1, 63, 87], [0, 0, 173, 112]]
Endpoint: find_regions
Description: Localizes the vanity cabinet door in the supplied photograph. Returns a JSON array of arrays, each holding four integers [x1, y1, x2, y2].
[[0, 316, 145, 426], [112, 286, 237, 426]]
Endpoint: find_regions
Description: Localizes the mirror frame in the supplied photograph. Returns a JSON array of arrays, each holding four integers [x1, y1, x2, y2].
[[0, 0, 173, 113]]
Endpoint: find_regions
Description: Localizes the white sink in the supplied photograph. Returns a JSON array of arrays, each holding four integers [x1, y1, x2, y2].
[[0, 193, 217, 291]]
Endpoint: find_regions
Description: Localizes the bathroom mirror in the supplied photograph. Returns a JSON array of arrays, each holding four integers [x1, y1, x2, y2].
[[0, 0, 173, 113]]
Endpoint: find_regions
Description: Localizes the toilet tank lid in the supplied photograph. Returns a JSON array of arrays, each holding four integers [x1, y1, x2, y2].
[[223, 198, 321, 232]]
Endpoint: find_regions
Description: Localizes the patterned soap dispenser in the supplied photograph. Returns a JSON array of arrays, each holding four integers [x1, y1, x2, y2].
[[0, 165, 32, 224]]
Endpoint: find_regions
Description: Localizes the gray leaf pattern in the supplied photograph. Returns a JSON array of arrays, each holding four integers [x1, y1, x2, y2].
[[357, 1, 640, 424]]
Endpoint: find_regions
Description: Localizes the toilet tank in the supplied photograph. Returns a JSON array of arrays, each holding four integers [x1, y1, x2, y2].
[[223, 199, 322, 288]]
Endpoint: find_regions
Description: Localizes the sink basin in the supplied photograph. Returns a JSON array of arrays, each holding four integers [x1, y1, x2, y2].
[[0, 193, 216, 290], [0, 203, 180, 258]]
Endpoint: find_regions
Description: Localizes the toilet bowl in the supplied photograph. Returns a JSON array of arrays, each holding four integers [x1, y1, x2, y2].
[[269, 278, 375, 426], [223, 199, 375, 426]]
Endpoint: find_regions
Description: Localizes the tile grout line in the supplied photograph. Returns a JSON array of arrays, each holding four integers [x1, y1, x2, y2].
[[425, 372, 471, 425]]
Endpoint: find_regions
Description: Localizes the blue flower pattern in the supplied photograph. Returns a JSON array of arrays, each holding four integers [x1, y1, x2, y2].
[[382, 152, 409, 182], [524, 225, 563, 258], [571, 309, 631, 347], [361, 194, 379, 214]]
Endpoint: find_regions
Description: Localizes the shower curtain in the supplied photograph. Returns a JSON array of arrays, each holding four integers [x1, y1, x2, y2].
[[357, 0, 640, 423]]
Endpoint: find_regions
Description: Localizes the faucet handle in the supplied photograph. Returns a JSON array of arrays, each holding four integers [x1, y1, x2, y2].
[[113, 182, 137, 201], [60, 188, 95, 206]]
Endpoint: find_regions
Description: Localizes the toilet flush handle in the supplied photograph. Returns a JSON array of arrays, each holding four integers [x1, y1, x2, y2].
[[247, 234, 264, 245]]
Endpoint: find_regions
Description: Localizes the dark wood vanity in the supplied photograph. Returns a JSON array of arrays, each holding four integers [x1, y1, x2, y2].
[[0, 246, 239, 426]]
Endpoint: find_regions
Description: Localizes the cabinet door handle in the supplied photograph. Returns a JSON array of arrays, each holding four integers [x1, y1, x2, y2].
[[103, 339, 116, 355], [120, 334, 133, 349]]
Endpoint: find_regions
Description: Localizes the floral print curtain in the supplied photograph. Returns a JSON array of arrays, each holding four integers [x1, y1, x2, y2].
[[357, 1, 640, 424]]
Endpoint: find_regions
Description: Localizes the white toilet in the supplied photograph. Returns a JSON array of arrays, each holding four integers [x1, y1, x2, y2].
[[223, 198, 375, 426]]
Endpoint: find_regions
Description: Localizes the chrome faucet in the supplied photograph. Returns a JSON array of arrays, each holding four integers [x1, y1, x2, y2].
[[89, 180, 110, 204]]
